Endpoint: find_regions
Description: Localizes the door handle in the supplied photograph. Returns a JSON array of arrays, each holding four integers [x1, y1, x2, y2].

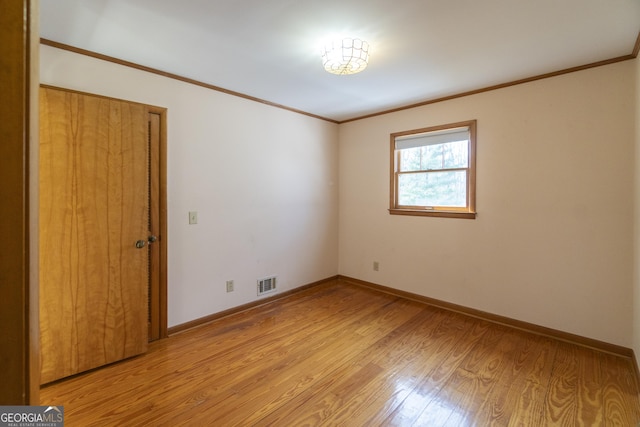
[[136, 236, 157, 248]]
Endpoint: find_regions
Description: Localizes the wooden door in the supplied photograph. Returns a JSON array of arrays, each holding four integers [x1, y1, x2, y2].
[[39, 87, 154, 384]]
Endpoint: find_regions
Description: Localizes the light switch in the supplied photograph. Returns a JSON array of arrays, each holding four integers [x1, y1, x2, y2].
[[189, 211, 198, 225]]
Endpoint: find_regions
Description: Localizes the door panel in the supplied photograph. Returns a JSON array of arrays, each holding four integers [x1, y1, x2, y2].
[[39, 87, 149, 384]]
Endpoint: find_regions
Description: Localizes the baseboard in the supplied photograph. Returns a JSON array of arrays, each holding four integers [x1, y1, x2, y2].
[[168, 273, 634, 359], [338, 275, 633, 358], [167, 273, 638, 390], [167, 275, 338, 335], [632, 350, 640, 393]]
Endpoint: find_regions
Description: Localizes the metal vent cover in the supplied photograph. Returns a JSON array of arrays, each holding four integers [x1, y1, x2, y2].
[[257, 276, 277, 295]]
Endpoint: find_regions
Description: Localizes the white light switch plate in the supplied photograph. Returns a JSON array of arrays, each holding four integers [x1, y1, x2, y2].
[[189, 211, 198, 224]]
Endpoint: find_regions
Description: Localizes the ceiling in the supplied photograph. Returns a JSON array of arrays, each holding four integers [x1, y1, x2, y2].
[[40, 0, 640, 122]]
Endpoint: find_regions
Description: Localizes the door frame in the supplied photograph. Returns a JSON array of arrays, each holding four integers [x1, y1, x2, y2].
[[149, 105, 169, 340], [0, 0, 39, 404]]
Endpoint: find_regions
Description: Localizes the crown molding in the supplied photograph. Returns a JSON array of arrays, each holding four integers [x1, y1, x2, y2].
[[42, 31, 640, 125], [40, 38, 339, 124]]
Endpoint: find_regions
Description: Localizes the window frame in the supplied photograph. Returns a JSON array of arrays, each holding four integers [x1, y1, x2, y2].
[[389, 120, 477, 219]]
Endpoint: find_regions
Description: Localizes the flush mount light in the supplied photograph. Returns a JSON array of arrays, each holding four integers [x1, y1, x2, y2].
[[321, 38, 370, 75]]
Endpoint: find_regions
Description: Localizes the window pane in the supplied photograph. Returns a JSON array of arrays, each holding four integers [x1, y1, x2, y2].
[[399, 148, 422, 171], [398, 171, 467, 207], [399, 140, 468, 172]]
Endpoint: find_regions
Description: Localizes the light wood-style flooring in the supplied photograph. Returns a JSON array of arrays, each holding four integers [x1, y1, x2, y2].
[[40, 280, 640, 426]]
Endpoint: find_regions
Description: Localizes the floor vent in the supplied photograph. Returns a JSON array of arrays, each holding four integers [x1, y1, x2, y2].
[[258, 276, 277, 296]]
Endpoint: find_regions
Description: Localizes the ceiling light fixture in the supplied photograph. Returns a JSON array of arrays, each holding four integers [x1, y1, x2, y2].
[[321, 38, 370, 75]]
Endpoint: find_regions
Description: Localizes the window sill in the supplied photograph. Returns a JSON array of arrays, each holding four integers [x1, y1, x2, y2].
[[388, 208, 476, 219]]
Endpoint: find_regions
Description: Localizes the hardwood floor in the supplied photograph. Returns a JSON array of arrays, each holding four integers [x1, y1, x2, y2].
[[40, 280, 640, 426]]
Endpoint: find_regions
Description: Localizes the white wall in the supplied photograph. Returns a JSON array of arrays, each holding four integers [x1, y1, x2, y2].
[[40, 43, 638, 348], [339, 61, 636, 347], [40, 45, 339, 327]]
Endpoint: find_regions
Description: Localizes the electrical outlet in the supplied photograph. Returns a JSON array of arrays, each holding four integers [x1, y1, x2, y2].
[[373, 261, 380, 271], [226, 280, 234, 293]]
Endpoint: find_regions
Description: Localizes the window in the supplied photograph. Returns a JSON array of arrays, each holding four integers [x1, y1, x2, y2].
[[390, 120, 476, 219]]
